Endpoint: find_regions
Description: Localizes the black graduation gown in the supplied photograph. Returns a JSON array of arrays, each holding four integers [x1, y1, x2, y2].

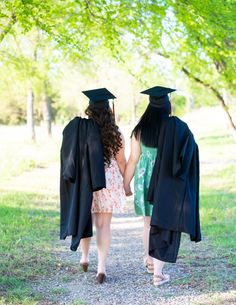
[[148, 116, 201, 263], [60, 117, 106, 251]]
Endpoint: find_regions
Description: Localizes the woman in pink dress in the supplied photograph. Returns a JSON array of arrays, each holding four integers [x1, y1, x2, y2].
[[80, 88, 126, 283]]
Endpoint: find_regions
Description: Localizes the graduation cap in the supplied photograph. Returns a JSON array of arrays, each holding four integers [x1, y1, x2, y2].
[[141, 86, 176, 108], [82, 88, 116, 109]]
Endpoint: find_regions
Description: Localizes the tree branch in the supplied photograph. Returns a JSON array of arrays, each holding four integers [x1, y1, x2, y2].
[[0, 13, 17, 44], [83, 0, 105, 21], [182, 67, 236, 131], [153, 52, 236, 131]]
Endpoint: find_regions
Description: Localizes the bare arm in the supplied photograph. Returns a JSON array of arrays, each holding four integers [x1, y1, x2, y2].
[[115, 132, 126, 177], [123, 134, 141, 195]]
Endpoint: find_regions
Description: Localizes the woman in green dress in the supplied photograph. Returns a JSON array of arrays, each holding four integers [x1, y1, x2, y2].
[[124, 86, 175, 286]]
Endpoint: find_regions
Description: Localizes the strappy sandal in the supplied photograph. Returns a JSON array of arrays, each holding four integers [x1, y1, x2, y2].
[[143, 256, 154, 274], [153, 273, 170, 286]]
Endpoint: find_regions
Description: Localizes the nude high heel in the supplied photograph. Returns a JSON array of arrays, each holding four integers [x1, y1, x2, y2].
[[80, 262, 89, 272], [96, 272, 106, 284]]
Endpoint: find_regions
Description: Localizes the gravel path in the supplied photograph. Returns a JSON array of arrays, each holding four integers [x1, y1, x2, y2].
[[33, 197, 236, 305]]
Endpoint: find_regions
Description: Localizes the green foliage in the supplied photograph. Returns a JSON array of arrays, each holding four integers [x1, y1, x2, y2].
[[171, 95, 187, 117], [52, 100, 79, 125], [0, 0, 235, 126], [167, 0, 236, 93]]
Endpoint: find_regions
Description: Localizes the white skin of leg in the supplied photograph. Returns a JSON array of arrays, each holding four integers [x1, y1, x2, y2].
[[94, 212, 112, 274], [80, 237, 91, 263], [80, 213, 94, 263], [143, 216, 153, 264], [153, 258, 165, 276]]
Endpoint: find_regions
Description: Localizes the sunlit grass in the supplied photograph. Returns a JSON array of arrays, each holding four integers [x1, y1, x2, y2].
[[169, 118, 236, 293], [200, 179, 236, 263], [0, 191, 59, 304]]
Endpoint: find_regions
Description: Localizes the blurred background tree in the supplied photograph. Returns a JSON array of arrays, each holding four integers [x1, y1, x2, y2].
[[0, 0, 235, 139]]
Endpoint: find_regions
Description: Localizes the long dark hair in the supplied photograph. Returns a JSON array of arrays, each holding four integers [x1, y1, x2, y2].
[[85, 106, 122, 166], [132, 101, 171, 147]]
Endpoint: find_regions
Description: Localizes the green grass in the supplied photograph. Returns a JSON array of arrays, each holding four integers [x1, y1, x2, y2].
[[0, 191, 59, 304], [0, 125, 64, 304], [175, 130, 236, 293], [51, 287, 68, 295], [199, 132, 236, 265]]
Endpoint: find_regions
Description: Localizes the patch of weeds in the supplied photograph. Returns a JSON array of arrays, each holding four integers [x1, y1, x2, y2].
[[51, 287, 67, 295], [70, 300, 87, 305], [171, 275, 191, 286], [61, 275, 73, 283]]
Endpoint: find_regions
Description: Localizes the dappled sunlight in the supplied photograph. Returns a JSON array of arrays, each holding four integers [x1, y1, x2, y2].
[[0, 163, 60, 196]]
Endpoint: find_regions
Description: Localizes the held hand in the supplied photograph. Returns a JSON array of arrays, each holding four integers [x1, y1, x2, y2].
[[124, 183, 133, 197]]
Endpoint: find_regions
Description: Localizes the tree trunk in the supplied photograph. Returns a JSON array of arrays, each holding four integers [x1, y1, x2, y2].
[[42, 95, 52, 137], [182, 68, 236, 132], [27, 89, 35, 141]]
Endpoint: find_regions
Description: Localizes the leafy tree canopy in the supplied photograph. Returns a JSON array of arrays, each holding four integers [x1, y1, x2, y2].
[[0, 0, 235, 127]]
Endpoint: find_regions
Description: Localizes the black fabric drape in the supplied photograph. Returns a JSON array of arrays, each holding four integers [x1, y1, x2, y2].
[[60, 117, 105, 251], [148, 116, 201, 263]]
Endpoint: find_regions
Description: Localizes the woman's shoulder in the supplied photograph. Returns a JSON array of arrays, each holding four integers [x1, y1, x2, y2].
[[169, 116, 189, 130]]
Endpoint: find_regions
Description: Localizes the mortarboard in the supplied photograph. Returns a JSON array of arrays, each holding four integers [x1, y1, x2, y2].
[[141, 86, 176, 108], [82, 88, 116, 108]]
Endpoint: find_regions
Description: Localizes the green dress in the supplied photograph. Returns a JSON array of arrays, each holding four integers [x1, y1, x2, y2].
[[134, 143, 157, 216]]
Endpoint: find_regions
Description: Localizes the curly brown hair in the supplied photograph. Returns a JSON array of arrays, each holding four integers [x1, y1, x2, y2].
[[85, 106, 122, 166]]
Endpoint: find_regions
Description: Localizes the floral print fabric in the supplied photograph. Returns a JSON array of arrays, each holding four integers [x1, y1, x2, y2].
[[92, 159, 126, 213], [134, 143, 157, 216]]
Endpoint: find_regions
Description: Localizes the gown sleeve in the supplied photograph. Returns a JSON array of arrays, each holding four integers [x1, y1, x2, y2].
[[60, 119, 78, 182], [87, 121, 106, 191], [172, 132, 195, 180]]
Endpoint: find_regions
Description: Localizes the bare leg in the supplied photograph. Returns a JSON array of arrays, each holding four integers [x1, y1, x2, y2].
[[94, 213, 112, 274], [153, 258, 169, 286], [143, 216, 153, 264], [153, 258, 165, 276], [80, 237, 91, 263]]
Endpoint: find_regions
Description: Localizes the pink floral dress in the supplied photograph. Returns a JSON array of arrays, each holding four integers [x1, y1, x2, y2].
[[91, 159, 126, 213]]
